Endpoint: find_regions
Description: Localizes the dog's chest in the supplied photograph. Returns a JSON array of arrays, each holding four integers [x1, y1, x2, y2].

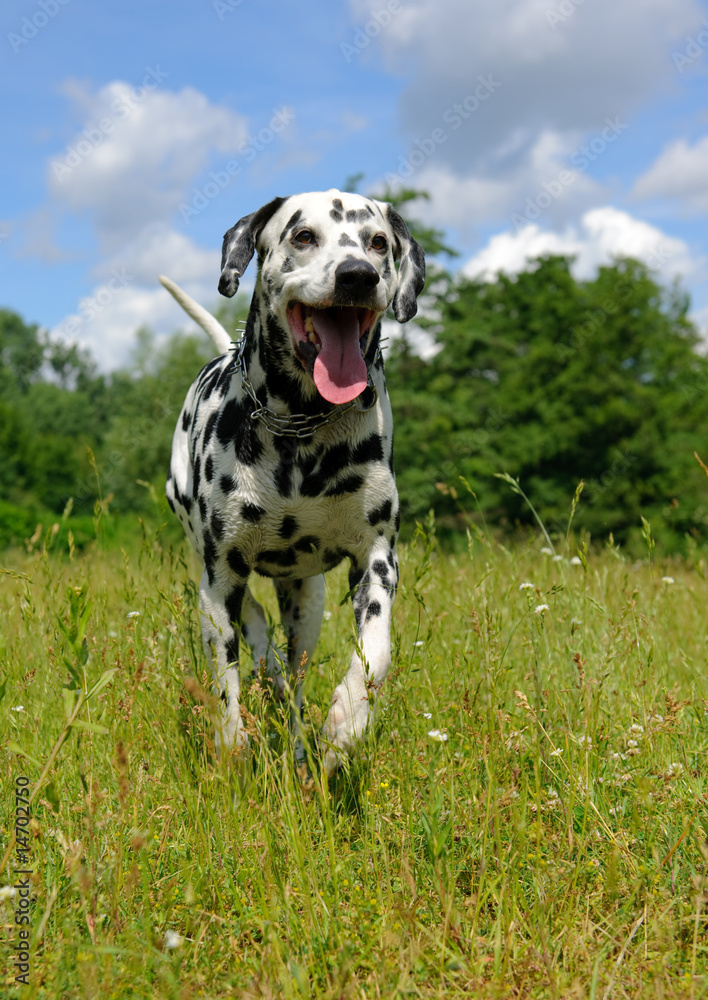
[[187, 376, 396, 578]]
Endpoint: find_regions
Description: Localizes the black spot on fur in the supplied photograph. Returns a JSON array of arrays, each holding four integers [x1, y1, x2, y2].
[[192, 457, 201, 499], [352, 433, 383, 465], [227, 546, 249, 578], [365, 601, 382, 621], [220, 474, 237, 494], [217, 398, 263, 466], [300, 470, 326, 497], [204, 454, 214, 482], [394, 509, 401, 532], [257, 548, 297, 566], [203, 411, 218, 447], [181, 410, 191, 432], [273, 436, 296, 498], [358, 386, 376, 410], [320, 443, 352, 480], [279, 209, 302, 243], [211, 512, 224, 540], [325, 473, 364, 497], [338, 232, 357, 247], [279, 515, 298, 539], [294, 534, 319, 553], [323, 548, 346, 570], [198, 496, 207, 522], [242, 502, 266, 523], [203, 529, 217, 584], [367, 498, 392, 526], [372, 559, 389, 579], [225, 584, 245, 627]]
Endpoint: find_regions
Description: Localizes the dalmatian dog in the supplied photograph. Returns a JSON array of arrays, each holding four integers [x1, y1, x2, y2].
[[161, 189, 425, 775]]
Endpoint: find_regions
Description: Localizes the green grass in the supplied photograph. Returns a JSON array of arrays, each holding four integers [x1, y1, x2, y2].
[[2, 515, 708, 998]]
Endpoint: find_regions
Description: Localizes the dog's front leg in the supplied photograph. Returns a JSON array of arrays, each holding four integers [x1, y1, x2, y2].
[[275, 575, 325, 763], [199, 569, 248, 757], [321, 544, 398, 775]]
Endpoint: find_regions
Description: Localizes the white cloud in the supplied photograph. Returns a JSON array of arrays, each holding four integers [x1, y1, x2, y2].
[[462, 206, 701, 284], [47, 78, 249, 252], [351, 0, 702, 181], [50, 225, 231, 370], [383, 128, 607, 239], [632, 135, 708, 213]]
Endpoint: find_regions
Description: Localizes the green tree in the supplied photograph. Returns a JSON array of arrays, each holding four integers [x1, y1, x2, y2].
[[389, 255, 708, 549]]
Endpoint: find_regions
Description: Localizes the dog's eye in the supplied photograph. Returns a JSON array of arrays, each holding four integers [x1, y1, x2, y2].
[[371, 234, 388, 252], [294, 229, 315, 245]]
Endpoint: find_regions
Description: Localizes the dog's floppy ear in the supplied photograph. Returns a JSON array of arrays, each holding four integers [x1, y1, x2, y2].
[[385, 206, 426, 323], [218, 196, 287, 297]]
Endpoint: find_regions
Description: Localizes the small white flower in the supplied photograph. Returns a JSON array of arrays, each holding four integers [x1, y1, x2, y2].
[[165, 930, 183, 950], [665, 762, 683, 778], [570, 556, 582, 566], [575, 734, 592, 748], [552, 554, 564, 563], [519, 581, 534, 590], [322, 610, 332, 621], [648, 714, 664, 725], [541, 547, 553, 556], [534, 604, 550, 614], [0, 886, 16, 902], [11, 705, 24, 712], [570, 617, 583, 627], [423, 712, 432, 719], [627, 739, 638, 748], [428, 729, 449, 742], [550, 747, 563, 757], [611, 751, 626, 762], [413, 640, 424, 647], [127, 611, 140, 619], [661, 576, 675, 585], [629, 723, 644, 735], [546, 787, 559, 799]]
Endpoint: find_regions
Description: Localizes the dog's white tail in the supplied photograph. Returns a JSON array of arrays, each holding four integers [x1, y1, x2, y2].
[[158, 275, 233, 355]]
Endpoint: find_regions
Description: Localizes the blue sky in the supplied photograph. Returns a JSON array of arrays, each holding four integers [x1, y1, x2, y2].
[[2, 0, 708, 368]]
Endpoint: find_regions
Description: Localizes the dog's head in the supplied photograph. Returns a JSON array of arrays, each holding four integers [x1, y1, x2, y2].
[[218, 190, 426, 404]]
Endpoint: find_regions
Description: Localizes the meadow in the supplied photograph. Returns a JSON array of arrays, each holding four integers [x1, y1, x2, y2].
[[1, 507, 708, 998]]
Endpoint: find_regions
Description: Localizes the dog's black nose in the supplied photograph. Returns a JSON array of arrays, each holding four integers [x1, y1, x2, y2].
[[334, 259, 380, 299]]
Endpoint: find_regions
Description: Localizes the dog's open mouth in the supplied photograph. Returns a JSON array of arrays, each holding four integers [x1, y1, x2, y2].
[[286, 303, 378, 405]]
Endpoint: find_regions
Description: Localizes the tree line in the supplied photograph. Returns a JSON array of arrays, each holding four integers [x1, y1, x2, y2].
[[1, 194, 707, 553]]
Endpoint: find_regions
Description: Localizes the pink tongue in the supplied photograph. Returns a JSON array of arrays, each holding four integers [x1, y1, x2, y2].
[[311, 308, 367, 404]]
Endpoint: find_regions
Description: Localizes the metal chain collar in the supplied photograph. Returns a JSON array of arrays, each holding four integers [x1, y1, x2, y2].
[[230, 332, 380, 439]]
